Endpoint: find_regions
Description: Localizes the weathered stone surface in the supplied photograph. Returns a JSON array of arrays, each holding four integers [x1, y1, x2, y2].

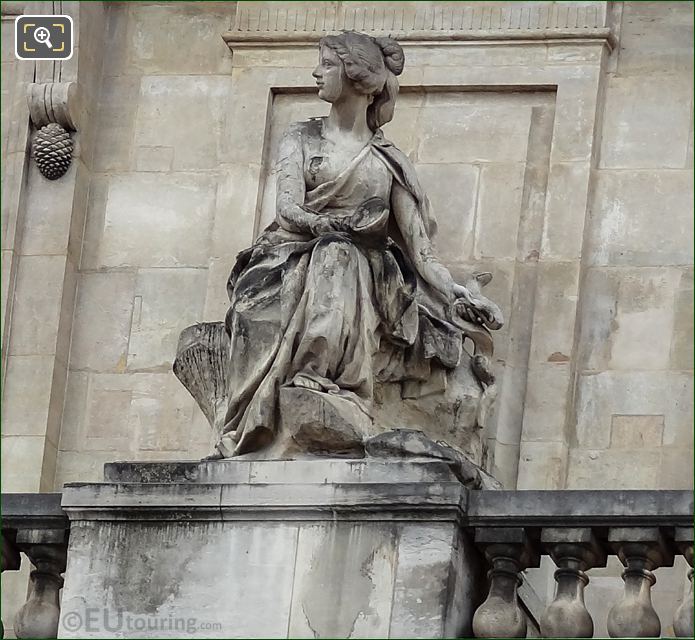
[[91, 75, 140, 173], [475, 163, 525, 260], [599, 75, 693, 169], [540, 161, 590, 260], [516, 441, 568, 490], [566, 448, 662, 490], [103, 458, 458, 485], [279, 386, 370, 457], [134, 145, 173, 172], [288, 523, 397, 637], [388, 524, 466, 637], [658, 447, 695, 490], [128, 268, 208, 371], [97, 174, 216, 269], [0, 435, 55, 493], [615, 1, 694, 76], [610, 415, 664, 449], [210, 165, 260, 260], [133, 75, 234, 171], [576, 266, 683, 373], [1, 356, 55, 438], [574, 371, 693, 450], [61, 520, 299, 639], [418, 97, 531, 164], [364, 429, 502, 490], [173, 322, 230, 434], [418, 162, 478, 263], [520, 363, 572, 441], [382, 100, 421, 159], [670, 267, 694, 370], [550, 70, 601, 163], [127, 3, 234, 76], [69, 272, 136, 372], [59, 460, 475, 638], [528, 261, 581, 366], [8, 255, 68, 357], [55, 371, 197, 465], [20, 168, 80, 256], [587, 170, 693, 267]]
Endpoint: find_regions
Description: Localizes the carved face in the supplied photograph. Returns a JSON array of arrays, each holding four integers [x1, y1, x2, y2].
[[312, 46, 347, 103]]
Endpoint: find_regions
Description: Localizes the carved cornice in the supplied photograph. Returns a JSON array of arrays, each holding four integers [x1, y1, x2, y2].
[[224, 2, 616, 49]]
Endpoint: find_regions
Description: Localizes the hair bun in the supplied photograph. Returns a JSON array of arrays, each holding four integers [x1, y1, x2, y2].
[[373, 36, 405, 76]]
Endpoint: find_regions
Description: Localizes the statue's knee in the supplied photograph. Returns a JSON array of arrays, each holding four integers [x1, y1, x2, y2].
[[315, 236, 353, 262]]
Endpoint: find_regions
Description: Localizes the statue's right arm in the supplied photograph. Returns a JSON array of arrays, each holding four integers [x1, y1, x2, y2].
[[275, 125, 320, 234]]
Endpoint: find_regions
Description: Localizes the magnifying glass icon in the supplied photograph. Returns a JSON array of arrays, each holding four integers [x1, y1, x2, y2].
[[34, 26, 53, 49]]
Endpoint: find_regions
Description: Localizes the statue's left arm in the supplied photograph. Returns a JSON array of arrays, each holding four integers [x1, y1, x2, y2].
[[391, 182, 503, 329]]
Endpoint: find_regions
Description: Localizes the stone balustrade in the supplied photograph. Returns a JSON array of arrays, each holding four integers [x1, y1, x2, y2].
[[1, 493, 68, 639], [468, 490, 693, 638], [1, 486, 692, 639]]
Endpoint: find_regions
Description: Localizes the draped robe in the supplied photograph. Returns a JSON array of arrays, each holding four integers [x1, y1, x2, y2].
[[218, 118, 483, 457]]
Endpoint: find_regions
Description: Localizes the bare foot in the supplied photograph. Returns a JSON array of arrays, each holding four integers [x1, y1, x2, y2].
[[291, 374, 340, 393], [202, 450, 224, 461], [292, 374, 323, 391]]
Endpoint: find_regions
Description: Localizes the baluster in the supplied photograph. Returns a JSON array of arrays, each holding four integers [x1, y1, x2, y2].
[[14, 530, 67, 640], [1, 532, 22, 639], [607, 527, 674, 638], [472, 527, 539, 638], [673, 527, 694, 638], [540, 527, 607, 638]]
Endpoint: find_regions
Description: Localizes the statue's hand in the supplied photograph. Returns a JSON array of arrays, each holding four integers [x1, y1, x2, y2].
[[310, 214, 350, 237], [451, 282, 504, 330]]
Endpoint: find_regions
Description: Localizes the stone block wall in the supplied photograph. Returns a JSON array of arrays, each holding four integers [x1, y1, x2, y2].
[[52, 2, 242, 484], [564, 1, 694, 491], [1, 3, 692, 635], [1, 0, 692, 492]]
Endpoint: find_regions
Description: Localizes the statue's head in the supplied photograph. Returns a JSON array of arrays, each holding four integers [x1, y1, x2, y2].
[[314, 31, 404, 131]]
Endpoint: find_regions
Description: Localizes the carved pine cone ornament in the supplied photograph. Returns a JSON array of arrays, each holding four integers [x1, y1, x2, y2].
[[33, 123, 73, 180]]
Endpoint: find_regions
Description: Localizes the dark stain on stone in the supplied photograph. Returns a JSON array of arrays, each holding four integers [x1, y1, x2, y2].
[[547, 351, 570, 362]]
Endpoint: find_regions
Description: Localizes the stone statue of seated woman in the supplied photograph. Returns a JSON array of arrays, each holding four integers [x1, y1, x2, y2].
[[174, 31, 503, 486]]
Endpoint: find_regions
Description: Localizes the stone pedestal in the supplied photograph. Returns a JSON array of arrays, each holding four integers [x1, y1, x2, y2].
[[59, 459, 482, 639]]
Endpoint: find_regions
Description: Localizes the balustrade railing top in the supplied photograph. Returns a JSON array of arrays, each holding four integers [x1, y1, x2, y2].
[[1, 488, 692, 639]]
